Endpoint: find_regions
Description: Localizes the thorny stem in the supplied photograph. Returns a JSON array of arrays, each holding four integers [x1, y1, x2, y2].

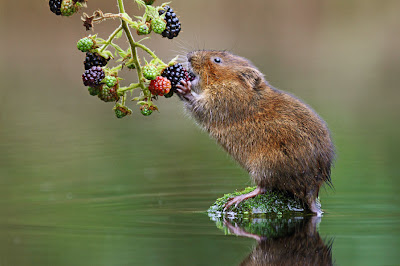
[[117, 0, 148, 96], [135, 42, 160, 61], [100, 25, 123, 53], [118, 83, 141, 94]]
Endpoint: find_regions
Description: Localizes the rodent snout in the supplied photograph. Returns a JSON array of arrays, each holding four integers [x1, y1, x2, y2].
[[187, 52, 194, 63]]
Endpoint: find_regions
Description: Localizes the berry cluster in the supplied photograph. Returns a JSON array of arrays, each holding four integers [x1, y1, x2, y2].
[[50, 0, 185, 118]]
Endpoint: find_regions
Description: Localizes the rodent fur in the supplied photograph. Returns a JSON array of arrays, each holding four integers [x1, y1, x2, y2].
[[177, 50, 335, 214]]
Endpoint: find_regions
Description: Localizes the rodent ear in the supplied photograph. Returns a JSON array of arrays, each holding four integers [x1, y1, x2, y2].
[[238, 67, 265, 91]]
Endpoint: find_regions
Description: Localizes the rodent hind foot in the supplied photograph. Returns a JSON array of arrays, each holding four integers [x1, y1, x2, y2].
[[223, 186, 266, 211]]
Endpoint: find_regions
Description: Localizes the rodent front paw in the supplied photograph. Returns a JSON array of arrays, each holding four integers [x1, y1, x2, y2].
[[176, 80, 195, 102], [176, 80, 192, 95]]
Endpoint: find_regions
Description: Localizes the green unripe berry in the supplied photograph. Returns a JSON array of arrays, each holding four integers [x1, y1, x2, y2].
[[98, 85, 119, 102], [142, 64, 158, 80], [151, 18, 166, 34], [77, 37, 94, 52], [88, 86, 100, 96], [60, 0, 77, 17], [144, 0, 156, 5], [114, 104, 132, 119], [103, 76, 118, 87], [137, 23, 151, 35], [140, 105, 153, 116]]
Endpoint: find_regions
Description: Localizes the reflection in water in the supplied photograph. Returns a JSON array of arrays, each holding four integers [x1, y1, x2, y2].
[[213, 216, 333, 265]]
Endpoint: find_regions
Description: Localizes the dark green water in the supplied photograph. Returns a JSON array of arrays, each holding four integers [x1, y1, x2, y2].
[[0, 90, 399, 265]]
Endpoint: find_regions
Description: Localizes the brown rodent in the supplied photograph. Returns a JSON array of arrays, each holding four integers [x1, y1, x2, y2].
[[176, 50, 335, 215]]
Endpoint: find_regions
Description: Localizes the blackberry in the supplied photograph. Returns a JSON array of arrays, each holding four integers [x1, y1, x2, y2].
[[60, 0, 76, 17], [151, 18, 166, 34], [49, 0, 62, 15], [82, 66, 105, 87], [103, 76, 118, 87], [142, 64, 158, 80], [77, 37, 94, 52], [149, 76, 171, 96], [84, 52, 109, 70], [137, 23, 151, 35], [114, 104, 132, 118], [158, 6, 181, 39], [140, 105, 155, 116], [98, 85, 120, 102], [187, 71, 196, 82], [88, 86, 101, 96], [161, 63, 186, 91]]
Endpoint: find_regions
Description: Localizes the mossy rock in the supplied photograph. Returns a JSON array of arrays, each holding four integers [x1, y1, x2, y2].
[[208, 186, 308, 218]]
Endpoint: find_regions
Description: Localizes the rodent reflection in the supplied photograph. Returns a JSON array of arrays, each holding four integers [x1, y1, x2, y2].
[[222, 216, 333, 266]]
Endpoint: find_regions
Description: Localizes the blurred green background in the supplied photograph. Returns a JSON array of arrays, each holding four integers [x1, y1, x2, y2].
[[0, 0, 399, 265]]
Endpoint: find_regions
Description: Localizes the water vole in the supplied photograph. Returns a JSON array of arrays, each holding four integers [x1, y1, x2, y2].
[[176, 50, 334, 215]]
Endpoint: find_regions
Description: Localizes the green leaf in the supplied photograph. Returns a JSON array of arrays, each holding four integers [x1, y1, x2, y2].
[[115, 30, 123, 40]]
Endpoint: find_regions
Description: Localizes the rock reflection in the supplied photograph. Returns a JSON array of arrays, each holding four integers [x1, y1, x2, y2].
[[212, 216, 333, 265]]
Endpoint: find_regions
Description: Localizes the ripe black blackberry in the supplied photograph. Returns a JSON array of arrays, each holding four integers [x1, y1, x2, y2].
[[158, 6, 181, 39], [49, 0, 62, 15], [84, 52, 109, 70], [82, 66, 105, 87], [161, 63, 186, 91]]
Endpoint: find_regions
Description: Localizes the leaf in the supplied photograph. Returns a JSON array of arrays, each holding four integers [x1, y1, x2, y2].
[[115, 30, 123, 40]]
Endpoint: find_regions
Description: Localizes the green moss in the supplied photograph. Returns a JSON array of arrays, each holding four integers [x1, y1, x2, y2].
[[207, 186, 306, 217]]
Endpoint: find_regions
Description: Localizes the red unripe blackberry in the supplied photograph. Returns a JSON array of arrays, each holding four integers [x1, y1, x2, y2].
[[49, 0, 62, 15], [149, 76, 171, 96], [84, 52, 109, 70], [158, 6, 181, 39], [161, 63, 186, 91], [82, 66, 105, 87]]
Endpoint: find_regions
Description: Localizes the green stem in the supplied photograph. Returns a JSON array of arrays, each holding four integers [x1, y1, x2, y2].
[[117, 0, 146, 91], [122, 93, 126, 105], [135, 42, 160, 61], [100, 25, 123, 53], [118, 83, 141, 94]]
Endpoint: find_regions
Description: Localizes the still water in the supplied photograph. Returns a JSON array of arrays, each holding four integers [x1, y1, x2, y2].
[[0, 93, 399, 266]]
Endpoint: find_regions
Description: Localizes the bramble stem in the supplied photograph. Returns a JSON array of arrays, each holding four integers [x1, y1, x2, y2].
[[135, 42, 160, 61], [100, 25, 123, 53], [118, 83, 141, 94], [117, 0, 147, 95]]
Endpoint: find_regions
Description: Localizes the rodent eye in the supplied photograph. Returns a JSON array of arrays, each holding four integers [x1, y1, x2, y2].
[[213, 57, 222, 64]]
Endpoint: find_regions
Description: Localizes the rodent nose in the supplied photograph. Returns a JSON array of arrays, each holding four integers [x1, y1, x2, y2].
[[187, 52, 194, 63]]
